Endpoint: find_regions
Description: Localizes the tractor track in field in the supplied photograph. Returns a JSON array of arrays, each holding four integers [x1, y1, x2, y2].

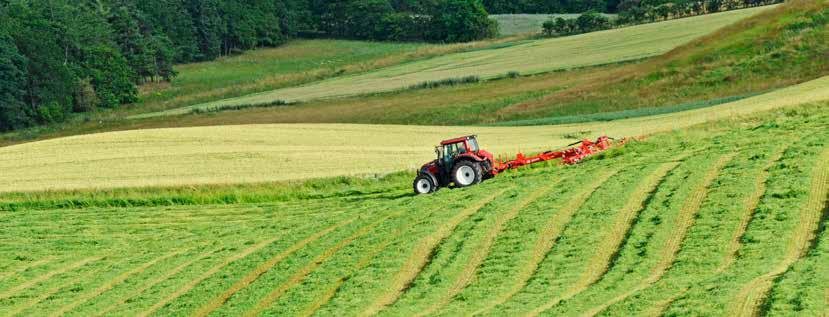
[[412, 177, 580, 317], [138, 218, 354, 317], [524, 162, 679, 317], [195, 212, 396, 317], [0, 256, 102, 301], [728, 148, 829, 317], [358, 190, 508, 317], [580, 153, 735, 317], [468, 168, 623, 316], [721, 144, 792, 272], [4, 258, 117, 317], [640, 145, 789, 317], [48, 250, 185, 317], [93, 248, 221, 317], [0, 257, 55, 282], [3, 201, 346, 228], [299, 222, 410, 317], [240, 213, 400, 317]]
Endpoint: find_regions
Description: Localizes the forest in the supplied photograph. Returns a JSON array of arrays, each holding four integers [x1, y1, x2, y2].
[[0, 0, 780, 131]]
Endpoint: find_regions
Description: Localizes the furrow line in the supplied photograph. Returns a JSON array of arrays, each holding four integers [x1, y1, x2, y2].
[[48, 250, 186, 317], [0, 256, 102, 301], [644, 145, 791, 317], [728, 147, 829, 317], [5, 258, 118, 317], [358, 189, 509, 317], [469, 167, 624, 316], [525, 162, 678, 317], [240, 213, 400, 317], [0, 257, 55, 282], [93, 248, 221, 317], [298, 228, 405, 317], [138, 218, 354, 317], [581, 153, 736, 317], [720, 144, 791, 272]]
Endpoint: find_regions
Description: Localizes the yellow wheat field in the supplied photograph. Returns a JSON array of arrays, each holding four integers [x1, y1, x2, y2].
[[2, 75, 826, 193]]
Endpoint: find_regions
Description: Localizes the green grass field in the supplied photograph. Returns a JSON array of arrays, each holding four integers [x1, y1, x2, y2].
[[138, 6, 772, 118], [0, 101, 826, 316], [492, 14, 580, 35], [1, 2, 827, 316], [2, 75, 826, 193], [133, 40, 425, 115]]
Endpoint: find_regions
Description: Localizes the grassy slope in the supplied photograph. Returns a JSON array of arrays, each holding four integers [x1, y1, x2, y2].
[[491, 14, 615, 36], [0, 75, 826, 193], [0, 102, 825, 315], [134, 40, 424, 115], [141, 6, 770, 117], [79, 1, 821, 129]]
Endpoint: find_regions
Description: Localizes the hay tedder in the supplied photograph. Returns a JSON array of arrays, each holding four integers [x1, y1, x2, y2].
[[413, 135, 618, 194]]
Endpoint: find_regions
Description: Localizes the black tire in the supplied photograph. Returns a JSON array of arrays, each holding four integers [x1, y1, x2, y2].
[[451, 160, 483, 188], [413, 174, 437, 194]]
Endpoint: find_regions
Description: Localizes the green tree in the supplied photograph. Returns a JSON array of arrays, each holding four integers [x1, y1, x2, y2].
[[429, 0, 497, 42], [0, 30, 30, 131]]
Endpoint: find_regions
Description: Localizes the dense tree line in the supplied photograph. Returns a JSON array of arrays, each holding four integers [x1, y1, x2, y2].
[[0, 0, 497, 131]]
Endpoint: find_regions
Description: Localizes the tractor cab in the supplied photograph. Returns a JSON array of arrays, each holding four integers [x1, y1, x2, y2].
[[436, 136, 480, 171]]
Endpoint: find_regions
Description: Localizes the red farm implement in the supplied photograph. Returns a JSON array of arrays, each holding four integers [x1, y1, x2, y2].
[[413, 135, 619, 194]]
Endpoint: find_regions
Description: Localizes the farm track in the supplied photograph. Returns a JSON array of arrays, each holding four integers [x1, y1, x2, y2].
[[0, 256, 102, 301], [525, 162, 679, 317], [582, 153, 736, 316], [93, 248, 222, 317], [729, 147, 829, 317], [468, 168, 622, 316], [358, 190, 508, 316], [48, 250, 185, 317]]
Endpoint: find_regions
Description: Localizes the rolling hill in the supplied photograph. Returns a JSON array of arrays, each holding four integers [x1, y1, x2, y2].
[[0, 1, 827, 316], [137, 6, 771, 118], [0, 75, 826, 193]]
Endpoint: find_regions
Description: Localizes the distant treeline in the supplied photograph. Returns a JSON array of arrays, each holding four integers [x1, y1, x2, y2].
[[0, 0, 496, 131], [542, 0, 783, 36], [482, 0, 780, 14]]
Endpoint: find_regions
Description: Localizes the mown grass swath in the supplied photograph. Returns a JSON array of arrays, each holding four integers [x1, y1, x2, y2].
[[0, 103, 827, 315]]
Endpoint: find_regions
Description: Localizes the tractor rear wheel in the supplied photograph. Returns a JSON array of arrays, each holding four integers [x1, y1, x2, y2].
[[452, 161, 483, 187], [413, 174, 437, 194]]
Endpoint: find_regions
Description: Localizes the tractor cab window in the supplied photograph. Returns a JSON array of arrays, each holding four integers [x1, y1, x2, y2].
[[444, 142, 464, 157], [467, 138, 479, 152]]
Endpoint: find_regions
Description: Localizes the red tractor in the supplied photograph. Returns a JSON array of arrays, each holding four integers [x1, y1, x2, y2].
[[413, 135, 615, 194]]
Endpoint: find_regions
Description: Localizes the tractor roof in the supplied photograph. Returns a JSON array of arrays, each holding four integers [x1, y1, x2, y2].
[[440, 135, 476, 145]]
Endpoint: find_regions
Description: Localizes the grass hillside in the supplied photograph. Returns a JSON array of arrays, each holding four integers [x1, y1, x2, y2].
[[1, 75, 826, 193], [139, 6, 770, 117], [0, 100, 826, 316], [491, 14, 616, 35], [110, 1, 825, 128]]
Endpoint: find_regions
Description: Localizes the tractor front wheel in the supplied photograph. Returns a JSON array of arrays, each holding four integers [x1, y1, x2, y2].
[[452, 161, 483, 188], [413, 174, 437, 194]]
